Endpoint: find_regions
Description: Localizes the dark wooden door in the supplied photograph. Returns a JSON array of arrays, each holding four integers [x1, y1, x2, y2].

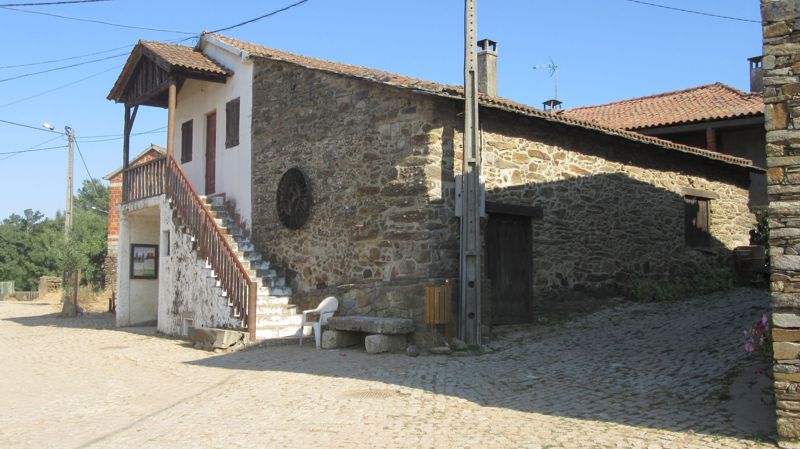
[[205, 112, 216, 194], [487, 213, 532, 325]]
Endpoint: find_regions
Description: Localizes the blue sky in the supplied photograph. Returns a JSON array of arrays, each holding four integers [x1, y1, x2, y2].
[[0, 0, 762, 219]]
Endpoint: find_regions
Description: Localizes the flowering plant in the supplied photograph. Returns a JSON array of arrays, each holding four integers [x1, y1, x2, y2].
[[744, 314, 771, 357]]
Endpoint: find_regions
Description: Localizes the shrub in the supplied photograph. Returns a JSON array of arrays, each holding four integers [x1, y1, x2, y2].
[[621, 262, 735, 302]]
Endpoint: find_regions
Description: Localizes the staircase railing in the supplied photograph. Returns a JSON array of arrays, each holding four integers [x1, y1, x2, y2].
[[164, 155, 257, 340], [122, 157, 166, 203]]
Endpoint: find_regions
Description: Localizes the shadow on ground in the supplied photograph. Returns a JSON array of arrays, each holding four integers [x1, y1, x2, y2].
[[186, 288, 775, 442]]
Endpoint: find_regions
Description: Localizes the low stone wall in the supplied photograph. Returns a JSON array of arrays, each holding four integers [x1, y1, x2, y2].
[[38, 276, 61, 297]]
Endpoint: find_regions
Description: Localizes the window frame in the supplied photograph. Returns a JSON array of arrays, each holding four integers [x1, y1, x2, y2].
[[180, 119, 193, 163], [225, 97, 240, 149]]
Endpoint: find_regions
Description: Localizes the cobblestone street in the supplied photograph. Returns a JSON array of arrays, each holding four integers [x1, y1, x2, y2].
[[0, 288, 776, 448]]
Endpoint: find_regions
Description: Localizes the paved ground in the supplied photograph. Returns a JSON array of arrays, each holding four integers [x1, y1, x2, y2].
[[0, 288, 776, 448]]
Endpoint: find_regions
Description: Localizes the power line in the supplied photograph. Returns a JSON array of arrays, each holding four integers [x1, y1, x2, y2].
[[620, 0, 760, 24], [0, 134, 63, 161], [0, 118, 64, 134], [0, 5, 195, 34], [0, 0, 109, 5], [73, 138, 94, 180], [209, 0, 310, 34], [0, 64, 122, 109], [81, 125, 167, 140], [0, 43, 132, 69], [0, 52, 127, 83], [0, 144, 66, 156]]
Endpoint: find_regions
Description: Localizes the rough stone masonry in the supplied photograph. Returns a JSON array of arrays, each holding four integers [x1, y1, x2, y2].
[[763, 1, 800, 447]]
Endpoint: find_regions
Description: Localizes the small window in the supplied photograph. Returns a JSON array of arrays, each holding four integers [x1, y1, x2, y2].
[[685, 196, 711, 248], [225, 97, 240, 149], [181, 120, 193, 163]]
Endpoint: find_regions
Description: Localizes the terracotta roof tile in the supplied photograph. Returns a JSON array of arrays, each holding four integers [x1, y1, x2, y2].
[[200, 34, 758, 170], [140, 41, 229, 76], [560, 83, 763, 130]]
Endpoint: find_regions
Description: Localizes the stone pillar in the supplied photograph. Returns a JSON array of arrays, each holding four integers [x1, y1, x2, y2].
[[763, 1, 800, 447]]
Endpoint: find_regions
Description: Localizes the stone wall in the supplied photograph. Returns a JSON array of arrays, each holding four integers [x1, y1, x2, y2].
[[250, 59, 447, 345], [37, 276, 61, 297], [427, 101, 753, 320], [249, 57, 754, 344], [157, 197, 241, 336], [762, 1, 800, 447]]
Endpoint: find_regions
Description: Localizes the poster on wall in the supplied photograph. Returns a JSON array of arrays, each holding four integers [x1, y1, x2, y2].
[[131, 244, 158, 279]]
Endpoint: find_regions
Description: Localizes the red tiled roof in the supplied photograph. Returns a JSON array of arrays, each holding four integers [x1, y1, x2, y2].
[[560, 83, 763, 130], [200, 34, 758, 170], [107, 40, 229, 103]]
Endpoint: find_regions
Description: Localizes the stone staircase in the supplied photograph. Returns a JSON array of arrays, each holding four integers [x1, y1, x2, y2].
[[200, 194, 303, 340]]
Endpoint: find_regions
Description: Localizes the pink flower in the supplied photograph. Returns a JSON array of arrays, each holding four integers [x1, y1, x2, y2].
[[745, 342, 755, 353]]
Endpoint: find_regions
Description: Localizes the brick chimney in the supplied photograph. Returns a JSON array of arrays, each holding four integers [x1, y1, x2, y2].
[[477, 39, 498, 97], [749, 55, 763, 94]]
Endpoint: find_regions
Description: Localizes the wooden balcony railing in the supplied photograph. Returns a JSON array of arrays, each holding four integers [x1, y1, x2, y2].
[[165, 156, 257, 339], [122, 157, 165, 203], [121, 154, 257, 339]]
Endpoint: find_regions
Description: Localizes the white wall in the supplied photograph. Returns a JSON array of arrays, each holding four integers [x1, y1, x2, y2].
[[116, 199, 161, 326], [173, 39, 253, 226], [157, 197, 242, 336]]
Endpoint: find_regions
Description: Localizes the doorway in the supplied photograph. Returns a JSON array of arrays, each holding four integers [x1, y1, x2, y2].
[[205, 111, 216, 194], [486, 213, 533, 325]]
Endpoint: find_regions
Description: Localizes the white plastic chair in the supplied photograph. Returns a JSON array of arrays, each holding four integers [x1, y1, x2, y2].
[[299, 296, 339, 349]]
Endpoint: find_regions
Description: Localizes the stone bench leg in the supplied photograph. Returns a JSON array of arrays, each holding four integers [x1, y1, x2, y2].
[[321, 330, 361, 349], [365, 334, 407, 354]]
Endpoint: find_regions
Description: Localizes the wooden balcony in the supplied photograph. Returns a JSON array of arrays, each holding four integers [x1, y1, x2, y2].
[[122, 156, 165, 203]]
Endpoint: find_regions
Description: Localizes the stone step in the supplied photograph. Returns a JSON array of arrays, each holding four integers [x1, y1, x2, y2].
[[256, 314, 302, 326], [257, 286, 291, 296], [255, 324, 302, 339], [257, 295, 291, 306], [257, 303, 298, 315]]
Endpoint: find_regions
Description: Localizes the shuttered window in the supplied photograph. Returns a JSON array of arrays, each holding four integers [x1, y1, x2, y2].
[[684, 196, 711, 248], [181, 120, 193, 163], [225, 97, 240, 149]]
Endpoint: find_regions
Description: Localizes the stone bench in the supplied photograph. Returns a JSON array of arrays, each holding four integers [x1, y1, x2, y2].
[[323, 316, 414, 354]]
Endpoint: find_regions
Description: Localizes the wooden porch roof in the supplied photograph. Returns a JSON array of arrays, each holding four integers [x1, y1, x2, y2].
[[107, 40, 231, 108]]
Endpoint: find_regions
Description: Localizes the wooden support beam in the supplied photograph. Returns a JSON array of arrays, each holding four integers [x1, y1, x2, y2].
[[166, 79, 177, 158], [705, 127, 717, 152]]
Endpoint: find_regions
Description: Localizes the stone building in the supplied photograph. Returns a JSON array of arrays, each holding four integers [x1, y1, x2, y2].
[[761, 0, 800, 447], [102, 144, 164, 291], [562, 82, 767, 206], [106, 33, 760, 345]]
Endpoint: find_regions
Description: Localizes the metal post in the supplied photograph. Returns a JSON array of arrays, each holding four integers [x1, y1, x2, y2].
[[65, 127, 75, 241], [459, 0, 481, 345]]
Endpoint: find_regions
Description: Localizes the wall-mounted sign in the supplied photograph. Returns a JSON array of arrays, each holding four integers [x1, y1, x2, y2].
[[130, 244, 158, 279]]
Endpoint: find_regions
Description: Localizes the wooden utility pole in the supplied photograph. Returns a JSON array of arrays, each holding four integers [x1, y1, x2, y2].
[[459, 0, 481, 345], [64, 126, 74, 241]]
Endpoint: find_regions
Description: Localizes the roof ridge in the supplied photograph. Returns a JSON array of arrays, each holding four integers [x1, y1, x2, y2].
[[565, 82, 748, 113]]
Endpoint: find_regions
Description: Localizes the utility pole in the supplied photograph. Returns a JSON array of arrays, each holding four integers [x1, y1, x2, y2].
[[64, 126, 74, 241], [459, 0, 481, 345]]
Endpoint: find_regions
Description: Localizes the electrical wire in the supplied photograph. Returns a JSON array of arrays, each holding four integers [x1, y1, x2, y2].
[[0, 134, 64, 161], [208, 0, 310, 34], [73, 138, 94, 180], [0, 5, 195, 34], [80, 125, 167, 140], [620, 0, 760, 24], [0, 64, 122, 109], [0, 118, 64, 134], [0, 52, 127, 83], [0, 43, 132, 69], [0, 0, 109, 5], [0, 144, 66, 156]]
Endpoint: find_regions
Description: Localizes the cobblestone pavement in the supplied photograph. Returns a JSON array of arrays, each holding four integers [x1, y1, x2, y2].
[[0, 288, 776, 448]]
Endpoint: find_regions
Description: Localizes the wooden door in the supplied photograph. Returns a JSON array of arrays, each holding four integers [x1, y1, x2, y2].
[[205, 112, 216, 194], [487, 213, 532, 325]]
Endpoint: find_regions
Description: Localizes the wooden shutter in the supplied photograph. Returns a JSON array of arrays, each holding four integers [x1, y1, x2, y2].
[[684, 196, 710, 247], [225, 97, 240, 148], [181, 120, 193, 163]]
